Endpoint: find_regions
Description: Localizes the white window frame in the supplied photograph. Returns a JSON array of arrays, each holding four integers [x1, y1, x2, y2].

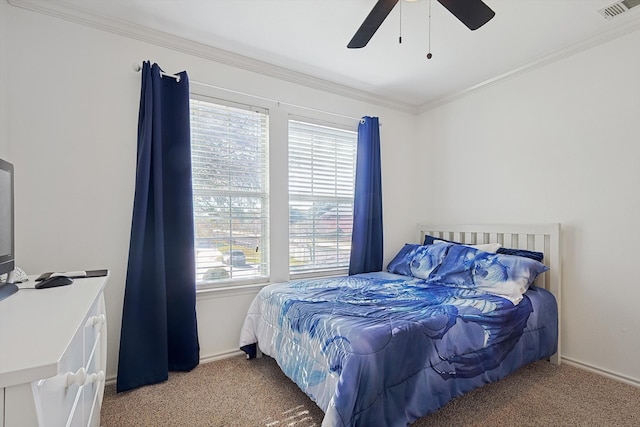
[[288, 116, 357, 279], [190, 94, 270, 289], [189, 85, 360, 291]]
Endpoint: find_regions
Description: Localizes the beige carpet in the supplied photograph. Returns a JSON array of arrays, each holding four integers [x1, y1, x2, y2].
[[101, 355, 640, 427]]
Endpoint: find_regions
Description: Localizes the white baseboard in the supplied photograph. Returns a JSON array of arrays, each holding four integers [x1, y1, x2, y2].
[[105, 350, 246, 387], [200, 349, 245, 364], [562, 356, 640, 388]]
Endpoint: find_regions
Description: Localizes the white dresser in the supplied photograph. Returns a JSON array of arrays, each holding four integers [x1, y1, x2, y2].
[[0, 274, 108, 427]]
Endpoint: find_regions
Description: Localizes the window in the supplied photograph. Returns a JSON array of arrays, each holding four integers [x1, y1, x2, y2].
[[190, 97, 269, 286], [288, 119, 357, 276]]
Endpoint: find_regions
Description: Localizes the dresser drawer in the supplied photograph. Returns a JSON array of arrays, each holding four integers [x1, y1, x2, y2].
[[33, 321, 85, 427], [67, 394, 86, 427], [1, 275, 109, 427], [34, 370, 83, 427], [83, 326, 105, 427], [83, 297, 105, 367], [33, 292, 107, 427]]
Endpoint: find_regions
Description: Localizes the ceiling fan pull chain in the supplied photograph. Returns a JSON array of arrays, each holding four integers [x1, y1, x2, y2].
[[427, 0, 433, 59], [347, 0, 494, 49], [399, 0, 403, 44]]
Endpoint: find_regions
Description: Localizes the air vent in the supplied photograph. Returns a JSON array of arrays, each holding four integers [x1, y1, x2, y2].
[[598, 0, 640, 19]]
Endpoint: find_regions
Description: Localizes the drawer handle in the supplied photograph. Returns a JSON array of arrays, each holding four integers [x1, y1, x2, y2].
[[66, 367, 86, 388], [83, 370, 105, 386], [87, 314, 106, 329]]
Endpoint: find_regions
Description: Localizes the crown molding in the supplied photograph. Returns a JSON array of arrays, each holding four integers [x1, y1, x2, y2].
[[9, 0, 640, 117], [7, 0, 420, 115], [418, 14, 640, 113]]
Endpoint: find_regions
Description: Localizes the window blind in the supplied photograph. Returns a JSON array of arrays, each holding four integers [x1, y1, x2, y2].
[[288, 119, 357, 276], [190, 97, 269, 286]]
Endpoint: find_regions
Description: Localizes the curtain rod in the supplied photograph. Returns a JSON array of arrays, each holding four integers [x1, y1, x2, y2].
[[132, 62, 181, 82], [132, 63, 368, 124]]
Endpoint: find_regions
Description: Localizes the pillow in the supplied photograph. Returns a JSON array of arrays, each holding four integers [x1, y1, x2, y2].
[[434, 239, 502, 254], [409, 242, 453, 279], [423, 234, 455, 245], [387, 242, 452, 278], [427, 245, 549, 304], [496, 247, 544, 262], [386, 243, 420, 276]]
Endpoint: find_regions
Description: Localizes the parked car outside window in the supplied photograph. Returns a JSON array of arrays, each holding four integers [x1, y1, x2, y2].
[[223, 250, 246, 266]]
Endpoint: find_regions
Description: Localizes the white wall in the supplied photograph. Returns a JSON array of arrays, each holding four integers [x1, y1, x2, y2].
[[8, 0, 638, 390], [418, 29, 640, 384], [0, 0, 9, 157], [3, 4, 419, 381]]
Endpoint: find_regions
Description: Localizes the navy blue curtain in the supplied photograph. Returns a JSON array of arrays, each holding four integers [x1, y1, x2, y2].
[[117, 61, 199, 393], [349, 116, 383, 275]]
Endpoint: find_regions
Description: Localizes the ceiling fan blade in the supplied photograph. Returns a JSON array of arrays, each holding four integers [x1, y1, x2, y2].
[[437, 0, 495, 30], [348, 0, 400, 49]]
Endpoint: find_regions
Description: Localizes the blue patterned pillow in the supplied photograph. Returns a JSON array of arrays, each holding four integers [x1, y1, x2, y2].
[[387, 242, 452, 278], [425, 234, 544, 262], [409, 242, 453, 279], [424, 235, 501, 253], [496, 247, 544, 262], [386, 244, 420, 276], [427, 245, 549, 304], [423, 234, 457, 245]]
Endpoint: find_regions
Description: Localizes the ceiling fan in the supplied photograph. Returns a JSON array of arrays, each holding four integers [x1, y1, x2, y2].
[[347, 0, 495, 48]]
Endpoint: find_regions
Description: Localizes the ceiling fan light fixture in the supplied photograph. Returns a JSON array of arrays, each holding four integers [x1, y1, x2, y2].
[[347, 0, 494, 49]]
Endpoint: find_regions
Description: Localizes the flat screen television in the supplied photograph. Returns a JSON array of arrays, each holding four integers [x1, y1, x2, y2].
[[0, 157, 18, 302]]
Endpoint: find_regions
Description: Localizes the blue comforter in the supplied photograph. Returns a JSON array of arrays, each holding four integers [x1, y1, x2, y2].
[[239, 272, 558, 426]]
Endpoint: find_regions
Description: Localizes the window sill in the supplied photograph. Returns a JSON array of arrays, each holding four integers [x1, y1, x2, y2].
[[196, 281, 269, 300], [290, 269, 349, 281]]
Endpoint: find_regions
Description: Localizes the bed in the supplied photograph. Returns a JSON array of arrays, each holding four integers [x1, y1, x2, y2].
[[239, 223, 561, 426]]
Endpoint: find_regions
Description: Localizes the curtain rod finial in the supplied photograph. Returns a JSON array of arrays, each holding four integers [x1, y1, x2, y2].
[[132, 62, 142, 72]]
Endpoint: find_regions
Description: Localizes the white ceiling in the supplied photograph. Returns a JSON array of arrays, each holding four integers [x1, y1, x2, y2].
[[30, 0, 640, 110]]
